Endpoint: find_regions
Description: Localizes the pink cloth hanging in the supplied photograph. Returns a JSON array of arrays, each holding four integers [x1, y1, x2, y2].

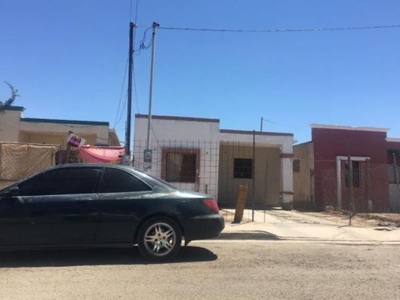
[[79, 146, 125, 164]]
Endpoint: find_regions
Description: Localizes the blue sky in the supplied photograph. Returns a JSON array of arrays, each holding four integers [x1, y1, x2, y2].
[[1, 0, 399, 144]]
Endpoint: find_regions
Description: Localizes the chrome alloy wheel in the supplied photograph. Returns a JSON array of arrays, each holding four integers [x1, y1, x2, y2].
[[143, 222, 177, 256]]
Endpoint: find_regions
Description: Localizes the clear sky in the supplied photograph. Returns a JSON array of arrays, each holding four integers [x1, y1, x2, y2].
[[1, 0, 399, 144]]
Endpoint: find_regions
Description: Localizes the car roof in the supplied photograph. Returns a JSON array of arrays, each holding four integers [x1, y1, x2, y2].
[[0, 163, 178, 193], [36, 163, 143, 178], [50, 163, 128, 168], [42, 163, 177, 190], [47, 163, 134, 171]]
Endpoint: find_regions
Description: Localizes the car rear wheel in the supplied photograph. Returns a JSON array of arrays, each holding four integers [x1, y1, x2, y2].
[[137, 217, 182, 262]]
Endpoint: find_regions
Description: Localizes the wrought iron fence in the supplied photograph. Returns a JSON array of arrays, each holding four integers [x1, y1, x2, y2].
[[1, 138, 398, 225], [293, 158, 400, 216], [132, 138, 292, 211]]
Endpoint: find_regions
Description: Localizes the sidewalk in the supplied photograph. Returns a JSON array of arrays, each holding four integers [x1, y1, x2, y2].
[[218, 209, 400, 244]]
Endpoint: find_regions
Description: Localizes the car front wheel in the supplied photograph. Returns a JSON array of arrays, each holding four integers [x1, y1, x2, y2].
[[137, 217, 182, 262]]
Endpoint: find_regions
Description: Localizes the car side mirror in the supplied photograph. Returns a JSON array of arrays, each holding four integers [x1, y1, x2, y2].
[[2, 186, 20, 199], [9, 186, 20, 196]]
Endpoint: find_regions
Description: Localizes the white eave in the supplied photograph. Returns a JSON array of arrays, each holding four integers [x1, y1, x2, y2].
[[311, 124, 389, 133], [386, 138, 400, 143]]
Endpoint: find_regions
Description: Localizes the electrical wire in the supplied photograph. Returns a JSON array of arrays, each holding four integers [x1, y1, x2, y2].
[[115, 0, 139, 130], [129, 0, 133, 22], [158, 24, 400, 33], [131, 27, 153, 56], [261, 118, 308, 133], [134, 0, 139, 24], [140, 29, 152, 49], [129, 0, 140, 23], [133, 67, 140, 114], [113, 56, 129, 129]]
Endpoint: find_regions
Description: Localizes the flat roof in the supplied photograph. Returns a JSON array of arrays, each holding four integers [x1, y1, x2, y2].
[[21, 118, 109, 126], [311, 124, 389, 133], [221, 129, 293, 137], [2, 106, 25, 111], [135, 114, 220, 123]]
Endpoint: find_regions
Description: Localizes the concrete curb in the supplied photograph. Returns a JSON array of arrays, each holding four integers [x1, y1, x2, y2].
[[214, 230, 400, 245]]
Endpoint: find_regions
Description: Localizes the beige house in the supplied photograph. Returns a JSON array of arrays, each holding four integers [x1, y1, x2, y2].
[[0, 106, 120, 148]]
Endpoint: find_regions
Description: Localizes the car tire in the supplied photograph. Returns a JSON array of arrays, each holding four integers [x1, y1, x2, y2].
[[137, 216, 182, 262]]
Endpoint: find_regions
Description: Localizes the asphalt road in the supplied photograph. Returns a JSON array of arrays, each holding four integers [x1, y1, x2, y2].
[[0, 241, 399, 300]]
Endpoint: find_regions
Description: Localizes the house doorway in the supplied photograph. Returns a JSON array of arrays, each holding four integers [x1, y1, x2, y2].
[[338, 158, 368, 212]]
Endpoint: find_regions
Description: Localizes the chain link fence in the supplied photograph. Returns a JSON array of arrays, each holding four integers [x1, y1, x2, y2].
[[0, 142, 59, 189], [2, 139, 397, 224], [294, 157, 400, 222]]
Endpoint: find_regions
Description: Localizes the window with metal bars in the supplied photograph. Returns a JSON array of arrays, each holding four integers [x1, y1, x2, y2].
[[234, 158, 253, 179], [164, 151, 197, 183], [345, 161, 360, 188]]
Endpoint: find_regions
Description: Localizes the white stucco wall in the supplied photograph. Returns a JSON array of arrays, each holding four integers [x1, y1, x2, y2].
[[133, 115, 220, 198], [134, 116, 220, 142], [133, 115, 295, 208], [0, 109, 22, 141], [219, 130, 293, 153]]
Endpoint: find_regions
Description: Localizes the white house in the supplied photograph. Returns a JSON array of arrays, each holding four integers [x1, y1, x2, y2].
[[133, 114, 294, 210]]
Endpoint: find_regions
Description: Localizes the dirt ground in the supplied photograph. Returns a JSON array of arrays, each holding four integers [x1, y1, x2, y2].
[[0, 242, 399, 300], [304, 210, 400, 227], [220, 209, 400, 227]]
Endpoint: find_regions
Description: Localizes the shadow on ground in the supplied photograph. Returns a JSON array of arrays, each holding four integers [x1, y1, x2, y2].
[[0, 246, 217, 268]]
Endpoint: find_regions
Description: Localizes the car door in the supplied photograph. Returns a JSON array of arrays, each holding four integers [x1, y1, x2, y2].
[[96, 167, 154, 243], [0, 185, 34, 245], [16, 167, 101, 245]]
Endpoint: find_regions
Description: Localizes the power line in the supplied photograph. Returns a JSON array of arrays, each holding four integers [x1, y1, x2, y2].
[[134, 0, 139, 24], [140, 27, 153, 49], [133, 67, 140, 114], [113, 56, 128, 129], [129, 0, 133, 22], [158, 24, 400, 33], [129, 0, 140, 23], [114, 96, 128, 130], [260, 117, 308, 133], [132, 27, 152, 56]]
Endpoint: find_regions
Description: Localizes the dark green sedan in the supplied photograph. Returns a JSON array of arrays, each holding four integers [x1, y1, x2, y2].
[[0, 164, 225, 261]]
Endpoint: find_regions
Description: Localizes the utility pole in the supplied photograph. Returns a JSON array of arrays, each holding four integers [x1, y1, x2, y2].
[[252, 130, 256, 222], [144, 22, 160, 170], [125, 22, 136, 157], [260, 117, 263, 132]]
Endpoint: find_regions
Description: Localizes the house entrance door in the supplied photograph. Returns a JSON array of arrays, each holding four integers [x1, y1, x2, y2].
[[340, 160, 368, 212]]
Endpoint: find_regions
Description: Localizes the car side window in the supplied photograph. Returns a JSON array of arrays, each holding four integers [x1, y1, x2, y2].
[[18, 168, 101, 196], [18, 173, 45, 196], [99, 168, 152, 193]]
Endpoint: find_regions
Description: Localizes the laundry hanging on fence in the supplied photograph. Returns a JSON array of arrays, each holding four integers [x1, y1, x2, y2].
[[79, 146, 125, 164]]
